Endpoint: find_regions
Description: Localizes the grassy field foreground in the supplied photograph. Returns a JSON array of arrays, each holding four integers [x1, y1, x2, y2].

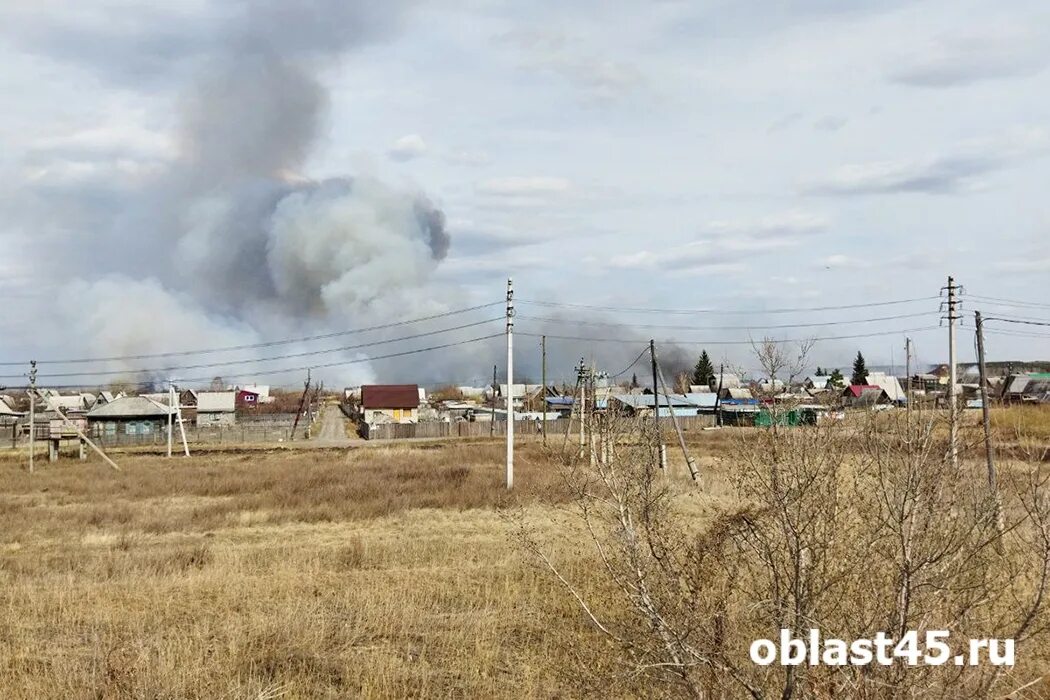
[[0, 443, 657, 698]]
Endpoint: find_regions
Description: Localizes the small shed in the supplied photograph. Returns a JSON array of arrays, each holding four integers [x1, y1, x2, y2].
[[196, 391, 237, 427]]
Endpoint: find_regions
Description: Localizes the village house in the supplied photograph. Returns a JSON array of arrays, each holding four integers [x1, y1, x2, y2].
[[360, 385, 421, 424], [195, 391, 237, 427], [236, 388, 260, 409], [0, 395, 22, 427], [610, 392, 718, 418], [238, 383, 275, 404], [843, 385, 890, 408], [86, 396, 175, 438], [864, 371, 907, 404]]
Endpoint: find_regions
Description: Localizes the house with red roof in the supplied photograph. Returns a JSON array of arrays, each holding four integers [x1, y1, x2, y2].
[[360, 384, 421, 424], [843, 385, 890, 408]]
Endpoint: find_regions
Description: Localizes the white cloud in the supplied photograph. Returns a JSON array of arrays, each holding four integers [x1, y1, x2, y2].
[[806, 129, 1050, 196], [387, 133, 427, 161], [607, 211, 828, 273], [889, 24, 1049, 87], [476, 176, 572, 197]]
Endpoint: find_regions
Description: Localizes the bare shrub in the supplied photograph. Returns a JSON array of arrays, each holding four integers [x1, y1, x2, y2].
[[529, 408, 1050, 698]]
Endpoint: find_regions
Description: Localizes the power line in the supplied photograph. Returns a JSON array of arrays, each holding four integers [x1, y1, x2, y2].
[[608, 346, 651, 378], [966, 294, 1050, 310], [517, 325, 941, 346], [983, 317, 1050, 328], [516, 310, 936, 331], [0, 301, 504, 366], [516, 295, 940, 316], [27, 334, 506, 388], [1, 318, 503, 380]]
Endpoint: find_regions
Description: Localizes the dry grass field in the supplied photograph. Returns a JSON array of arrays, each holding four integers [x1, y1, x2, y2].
[[0, 442, 710, 698], [1, 408, 1048, 698]]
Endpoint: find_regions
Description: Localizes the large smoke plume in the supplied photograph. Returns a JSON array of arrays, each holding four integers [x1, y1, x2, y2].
[[32, 0, 465, 386]]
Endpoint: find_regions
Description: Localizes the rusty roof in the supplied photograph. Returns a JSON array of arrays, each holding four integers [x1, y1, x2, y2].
[[361, 384, 420, 409]]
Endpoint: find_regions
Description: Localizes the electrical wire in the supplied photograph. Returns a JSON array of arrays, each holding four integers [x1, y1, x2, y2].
[[608, 346, 651, 378], [966, 294, 1050, 310], [517, 325, 941, 346], [515, 296, 940, 316], [18, 333, 506, 388], [0, 301, 504, 366], [516, 310, 936, 331], [983, 317, 1050, 328], [2, 318, 504, 380]]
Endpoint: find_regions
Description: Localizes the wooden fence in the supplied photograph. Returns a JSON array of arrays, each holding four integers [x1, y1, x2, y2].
[[362, 414, 716, 441]]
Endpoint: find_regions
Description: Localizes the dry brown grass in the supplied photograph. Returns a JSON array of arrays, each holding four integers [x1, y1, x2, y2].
[[0, 441, 713, 698]]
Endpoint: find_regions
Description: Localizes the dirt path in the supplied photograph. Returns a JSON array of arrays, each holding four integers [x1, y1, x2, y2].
[[311, 405, 357, 446]]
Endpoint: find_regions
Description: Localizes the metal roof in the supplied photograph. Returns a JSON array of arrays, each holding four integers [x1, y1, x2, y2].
[[361, 384, 420, 409], [86, 396, 174, 419], [611, 393, 718, 409], [197, 391, 236, 412]]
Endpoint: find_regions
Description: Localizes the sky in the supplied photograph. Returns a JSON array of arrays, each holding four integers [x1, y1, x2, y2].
[[1, 0, 1048, 388]]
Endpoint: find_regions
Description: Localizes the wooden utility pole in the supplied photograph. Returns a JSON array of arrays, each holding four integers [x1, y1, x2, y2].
[[541, 335, 547, 445], [975, 312, 997, 493], [715, 363, 724, 428], [649, 340, 666, 469], [653, 342, 699, 481], [36, 391, 120, 471], [28, 361, 36, 474], [290, 369, 311, 441], [946, 276, 959, 468]]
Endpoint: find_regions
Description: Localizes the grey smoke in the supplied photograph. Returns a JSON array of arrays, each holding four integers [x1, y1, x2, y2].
[[26, 0, 463, 385]]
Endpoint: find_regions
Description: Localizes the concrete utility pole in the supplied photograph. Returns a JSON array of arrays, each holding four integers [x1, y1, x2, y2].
[[577, 359, 587, 455], [506, 278, 514, 490], [490, 364, 497, 437], [175, 384, 190, 457], [975, 311, 997, 494], [946, 276, 959, 468], [649, 340, 666, 469], [905, 337, 912, 421], [167, 379, 175, 458], [28, 360, 36, 474], [541, 335, 547, 445]]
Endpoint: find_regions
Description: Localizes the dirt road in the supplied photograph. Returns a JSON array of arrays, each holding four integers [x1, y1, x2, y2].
[[311, 405, 356, 446]]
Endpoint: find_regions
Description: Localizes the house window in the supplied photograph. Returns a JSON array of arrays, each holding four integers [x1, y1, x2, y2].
[[393, 408, 402, 421], [126, 422, 138, 435]]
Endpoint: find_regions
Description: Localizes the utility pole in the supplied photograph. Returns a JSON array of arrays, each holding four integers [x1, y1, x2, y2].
[[905, 337, 912, 420], [652, 341, 699, 481], [541, 335, 547, 445], [577, 359, 587, 455], [28, 360, 36, 474], [490, 364, 497, 437], [506, 277, 514, 490], [167, 378, 174, 458], [975, 311, 997, 494], [649, 340, 666, 469], [290, 369, 311, 441], [715, 363, 724, 428], [173, 382, 190, 457], [945, 276, 959, 468]]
